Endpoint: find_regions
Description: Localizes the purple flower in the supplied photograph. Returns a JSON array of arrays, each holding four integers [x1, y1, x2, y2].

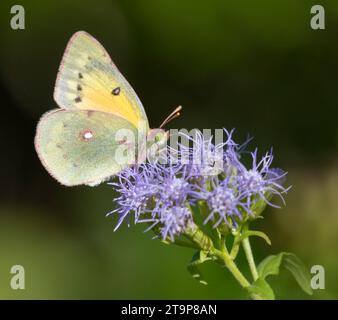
[[159, 206, 193, 241], [108, 165, 159, 230], [171, 129, 240, 179], [144, 163, 200, 240], [110, 161, 200, 239], [235, 149, 289, 208], [151, 163, 199, 208], [109, 128, 289, 239], [204, 178, 248, 228]]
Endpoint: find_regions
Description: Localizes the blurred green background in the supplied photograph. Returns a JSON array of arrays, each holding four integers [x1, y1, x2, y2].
[[0, 0, 337, 299]]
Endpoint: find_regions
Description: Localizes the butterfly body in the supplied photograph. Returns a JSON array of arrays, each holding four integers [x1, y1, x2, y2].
[[35, 31, 169, 186]]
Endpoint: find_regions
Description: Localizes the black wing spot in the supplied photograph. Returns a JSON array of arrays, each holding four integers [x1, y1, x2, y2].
[[75, 96, 82, 103], [78, 72, 83, 79], [77, 84, 82, 91], [112, 87, 120, 96], [87, 56, 91, 60]]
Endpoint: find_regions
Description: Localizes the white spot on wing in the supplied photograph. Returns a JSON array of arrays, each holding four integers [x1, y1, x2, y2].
[[83, 130, 93, 140], [83, 131, 93, 140]]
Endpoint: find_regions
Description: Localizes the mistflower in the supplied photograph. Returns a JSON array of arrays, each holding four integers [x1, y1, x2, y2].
[[110, 128, 289, 240], [235, 149, 289, 208], [172, 129, 239, 179], [152, 164, 199, 208], [160, 177, 190, 204], [109, 162, 200, 239], [190, 132, 226, 177], [108, 165, 159, 230], [204, 178, 248, 228], [159, 206, 193, 241], [106, 128, 311, 301]]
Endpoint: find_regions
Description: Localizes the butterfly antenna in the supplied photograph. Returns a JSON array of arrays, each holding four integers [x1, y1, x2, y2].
[[159, 105, 182, 128]]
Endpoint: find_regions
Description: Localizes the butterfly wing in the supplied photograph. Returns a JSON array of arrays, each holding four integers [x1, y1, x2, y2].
[[54, 31, 148, 131], [35, 109, 139, 186]]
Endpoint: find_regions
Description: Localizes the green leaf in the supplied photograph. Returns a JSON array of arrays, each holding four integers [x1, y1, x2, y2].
[[257, 252, 313, 295], [283, 253, 313, 295], [187, 250, 211, 285], [257, 254, 283, 278], [237, 230, 272, 246], [161, 235, 200, 249], [248, 278, 275, 300]]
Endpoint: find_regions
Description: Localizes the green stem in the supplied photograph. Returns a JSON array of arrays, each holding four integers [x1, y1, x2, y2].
[[242, 236, 259, 281], [213, 247, 261, 300], [214, 248, 250, 288], [230, 229, 241, 259]]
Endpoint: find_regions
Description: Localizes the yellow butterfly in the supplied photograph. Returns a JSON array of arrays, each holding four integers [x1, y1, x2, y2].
[[35, 31, 181, 186]]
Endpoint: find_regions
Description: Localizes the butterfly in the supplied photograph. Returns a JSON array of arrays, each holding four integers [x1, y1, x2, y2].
[[34, 31, 181, 186]]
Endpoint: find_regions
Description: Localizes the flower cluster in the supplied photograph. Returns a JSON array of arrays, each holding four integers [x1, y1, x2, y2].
[[108, 129, 289, 242]]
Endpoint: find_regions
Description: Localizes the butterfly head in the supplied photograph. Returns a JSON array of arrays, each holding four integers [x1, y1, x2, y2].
[[147, 128, 169, 150], [145, 105, 182, 151]]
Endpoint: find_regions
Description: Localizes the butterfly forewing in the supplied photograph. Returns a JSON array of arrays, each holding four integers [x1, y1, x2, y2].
[[54, 31, 148, 130]]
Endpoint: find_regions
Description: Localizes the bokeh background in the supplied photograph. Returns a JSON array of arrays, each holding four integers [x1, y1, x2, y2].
[[0, 0, 337, 299]]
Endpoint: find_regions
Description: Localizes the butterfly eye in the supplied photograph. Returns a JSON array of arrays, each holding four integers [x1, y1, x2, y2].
[[155, 133, 162, 142]]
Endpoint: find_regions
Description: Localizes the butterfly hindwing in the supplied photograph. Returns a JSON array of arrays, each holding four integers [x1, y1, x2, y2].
[[54, 31, 148, 130], [35, 109, 139, 186]]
